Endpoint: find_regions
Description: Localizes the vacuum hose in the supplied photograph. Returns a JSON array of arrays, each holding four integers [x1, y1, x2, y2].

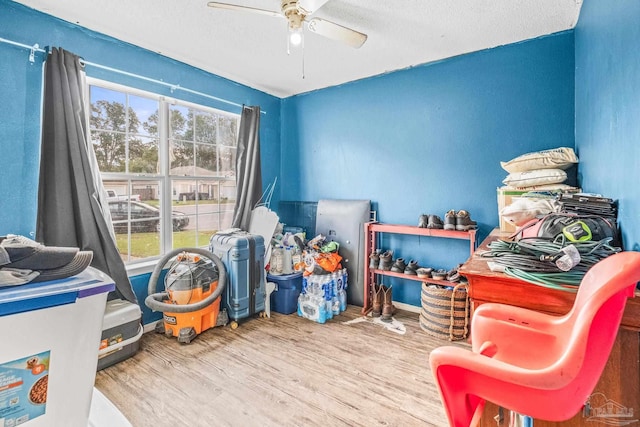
[[145, 247, 227, 313]]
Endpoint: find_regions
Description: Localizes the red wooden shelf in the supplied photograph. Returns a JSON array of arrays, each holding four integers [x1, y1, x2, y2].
[[361, 222, 477, 315]]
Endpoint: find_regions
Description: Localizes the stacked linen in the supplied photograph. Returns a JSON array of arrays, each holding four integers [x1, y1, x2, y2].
[[497, 147, 580, 232]]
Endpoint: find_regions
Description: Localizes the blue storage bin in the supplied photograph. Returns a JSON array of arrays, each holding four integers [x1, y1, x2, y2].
[[267, 272, 303, 315]]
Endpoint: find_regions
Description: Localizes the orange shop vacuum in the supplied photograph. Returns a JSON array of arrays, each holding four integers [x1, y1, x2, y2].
[[145, 248, 228, 344]]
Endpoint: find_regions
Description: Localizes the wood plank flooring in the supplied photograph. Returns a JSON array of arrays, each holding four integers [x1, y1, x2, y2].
[[95, 306, 468, 427]]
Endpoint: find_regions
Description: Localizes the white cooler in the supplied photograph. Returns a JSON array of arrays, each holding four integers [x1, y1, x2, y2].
[[0, 267, 114, 427]]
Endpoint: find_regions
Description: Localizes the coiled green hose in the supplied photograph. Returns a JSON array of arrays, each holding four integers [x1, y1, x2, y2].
[[483, 237, 620, 291]]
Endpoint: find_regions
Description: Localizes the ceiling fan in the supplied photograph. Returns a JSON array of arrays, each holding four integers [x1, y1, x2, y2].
[[206, 0, 367, 49]]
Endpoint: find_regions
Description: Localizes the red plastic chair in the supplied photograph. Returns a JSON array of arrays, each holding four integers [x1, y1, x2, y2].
[[429, 251, 640, 427]]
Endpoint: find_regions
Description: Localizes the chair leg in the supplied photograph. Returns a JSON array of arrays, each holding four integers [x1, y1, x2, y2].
[[432, 365, 485, 427]]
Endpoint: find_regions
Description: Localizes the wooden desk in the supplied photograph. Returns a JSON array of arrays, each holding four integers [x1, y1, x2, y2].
[[459, 229, 640, 427]]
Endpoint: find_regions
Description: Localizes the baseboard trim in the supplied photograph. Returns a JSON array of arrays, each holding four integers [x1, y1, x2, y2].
[[393, 301, 420, 314], [143, 320, 161, 334]]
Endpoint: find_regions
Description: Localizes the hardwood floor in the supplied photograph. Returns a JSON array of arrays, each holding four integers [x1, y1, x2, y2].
[[95, 306, 466, 427]]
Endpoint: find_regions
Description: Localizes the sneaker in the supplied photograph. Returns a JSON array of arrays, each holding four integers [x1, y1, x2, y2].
[[378, 250, 393, 271], [390, 258, 407, 273], [404, 259, 420, 275], [444, 210, 456, 230], [427, 215, 444, 229], [418, 214, 429, 228], [455, 210, 477, 231]]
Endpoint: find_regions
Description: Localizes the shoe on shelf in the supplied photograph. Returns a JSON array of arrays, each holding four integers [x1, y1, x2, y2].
[[427, 215, 444, 229], [446, 267, 461, 282], [455, 210, 478, 231], [390, 258, 407, 273], [418, 214, 429, 228], [431, 269, 447, 280], [369, 249, 381, 269], [444, 210, 457, 230], [404, 259, 420, 275], [416, 267, 433, 278], [378, 251, 393, 271]]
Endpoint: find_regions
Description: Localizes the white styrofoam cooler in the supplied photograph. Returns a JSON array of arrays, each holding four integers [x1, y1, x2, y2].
[[0, 267, 114, 427]]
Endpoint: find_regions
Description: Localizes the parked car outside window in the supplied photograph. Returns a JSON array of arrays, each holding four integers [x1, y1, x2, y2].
[[109, 201, 189, 233]]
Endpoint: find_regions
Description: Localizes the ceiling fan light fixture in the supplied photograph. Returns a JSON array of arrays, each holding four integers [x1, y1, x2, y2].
[[289, 27, 303, 46]]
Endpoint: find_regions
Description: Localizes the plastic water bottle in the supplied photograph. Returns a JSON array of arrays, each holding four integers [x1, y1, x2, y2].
[[337, 272, 347, 312], [282, 246, 293, 274], [292, 245, 303, 272], [323, 277, 333, 320], [331, 273, 340, 315], [273, 245, 284, 274]]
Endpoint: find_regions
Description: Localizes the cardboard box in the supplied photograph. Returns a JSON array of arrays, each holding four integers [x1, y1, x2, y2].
[[98, 299, 142, 371], [497, 186, 582, 233], [497, 187, 529, 233]]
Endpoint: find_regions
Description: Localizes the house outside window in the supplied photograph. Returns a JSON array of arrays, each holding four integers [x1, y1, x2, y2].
[[88, 79, 238, 264]]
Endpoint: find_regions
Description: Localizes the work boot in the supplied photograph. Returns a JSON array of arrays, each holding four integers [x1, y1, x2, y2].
[[418, 214, 429, 228], [380, 285, 396, 322], [369, 250, 381, 269], [378, 251, 393, 271], [455, 210, 478, 231], [444, 210, 457, 230], [390, 258, 407, 273], [404, 259, 420, 275], [372, 284, 384, 317]]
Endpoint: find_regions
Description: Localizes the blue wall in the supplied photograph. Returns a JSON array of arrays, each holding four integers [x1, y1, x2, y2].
[[1, 0, 585, 310], [575, 0, 640, 251], [0, 0, 281, 239], [281, 33, 575, 305]]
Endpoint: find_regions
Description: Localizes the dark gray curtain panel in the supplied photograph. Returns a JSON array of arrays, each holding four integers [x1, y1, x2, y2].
[[232, 105, 263, 230], [36, 47, 137, 304]]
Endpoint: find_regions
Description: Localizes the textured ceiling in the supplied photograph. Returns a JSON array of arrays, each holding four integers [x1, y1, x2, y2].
[[13, 0, 583, 98]]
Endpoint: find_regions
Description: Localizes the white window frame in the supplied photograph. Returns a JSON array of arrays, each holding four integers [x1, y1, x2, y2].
[[86, 77, 239, 275]]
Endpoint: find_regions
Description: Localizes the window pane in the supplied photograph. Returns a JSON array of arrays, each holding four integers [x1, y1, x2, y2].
[[219, 146, 236, 178], [170, 140, 194, 173], [104, 179, 161, 262], [93, 131, 126, 173], [130, 95, 158, 138], [195, 142, 217, 174], [194, 112, 216, 144], [129, 136, 159, 174], [218, 115, 239, 147], [90, 87, 126, 132], [169, 105, 189, 140]]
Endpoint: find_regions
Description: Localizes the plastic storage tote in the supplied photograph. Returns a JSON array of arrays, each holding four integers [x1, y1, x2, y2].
[[267, 272, 303, 315], [0, 267, 114, 427]]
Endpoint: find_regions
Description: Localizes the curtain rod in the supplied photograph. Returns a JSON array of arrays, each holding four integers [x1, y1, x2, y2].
[[0, 36, 47, 62], [0, 36, 265, 115], [80, 59, 266, 115]]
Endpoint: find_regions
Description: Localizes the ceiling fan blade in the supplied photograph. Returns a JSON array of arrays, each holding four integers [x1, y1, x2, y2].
[[307, 18, 367, 48], [206, 2, 282, 19], [297, 0, 330, 15]]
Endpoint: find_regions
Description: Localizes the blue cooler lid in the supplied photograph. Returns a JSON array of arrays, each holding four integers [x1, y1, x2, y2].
[[0, 267, 115, 316]]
